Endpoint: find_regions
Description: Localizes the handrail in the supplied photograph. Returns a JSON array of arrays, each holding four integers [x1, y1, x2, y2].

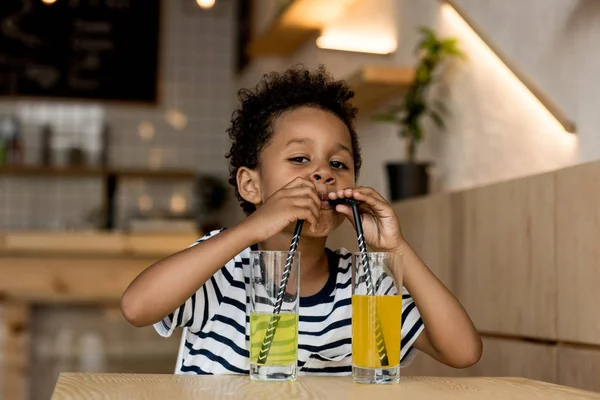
[[443, 0, 576, 133]]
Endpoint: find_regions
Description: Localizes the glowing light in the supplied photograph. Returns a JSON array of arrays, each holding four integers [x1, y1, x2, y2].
[[441, 2, 575, 137], [316, 32, 397, 54], [170, 193, 187, 214], [138, 195, 153, 212], [165, 109, 188, 131], [196, 0, 215, 9], [42, 0, 57, 4], [137, 121, 155, 141]]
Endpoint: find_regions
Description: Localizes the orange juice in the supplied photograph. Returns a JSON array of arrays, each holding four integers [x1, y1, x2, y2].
[[352, 295, 402, 368]]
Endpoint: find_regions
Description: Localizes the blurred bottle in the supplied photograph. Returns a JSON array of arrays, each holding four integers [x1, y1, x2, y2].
[[78, 332, 106, 372], [0, 115, 23, 165], [40, 124, 53, 166], [100, 122, 110, 168], [0, 138, 5, 166]]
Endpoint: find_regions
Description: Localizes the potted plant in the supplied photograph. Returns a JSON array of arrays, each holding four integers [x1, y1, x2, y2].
[[373, 27, 463, 201]]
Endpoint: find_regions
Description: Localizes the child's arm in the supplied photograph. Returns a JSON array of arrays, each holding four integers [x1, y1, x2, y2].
[[120, 223, 256, 327], [121, 176, 321, 328], [329, 187, 482, 369]]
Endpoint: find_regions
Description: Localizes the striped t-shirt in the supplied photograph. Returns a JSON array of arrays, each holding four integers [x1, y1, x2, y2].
[[154, 229, 424, 375]]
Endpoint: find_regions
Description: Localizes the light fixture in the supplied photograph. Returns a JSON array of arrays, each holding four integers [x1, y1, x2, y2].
[[196, 0, 215, 9], [316, 33, 397, 55], [138, 195, 153, 212], [165, 109, 188, 131], [137, 121, 155, 141], [170, 193, 187, 214], [42, 0, 57, 4], [442, 0, 575, 134]]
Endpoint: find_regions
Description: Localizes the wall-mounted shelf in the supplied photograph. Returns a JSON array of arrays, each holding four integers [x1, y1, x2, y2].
[[345, 66, 415, 113], [249, 0, 360, 57], [0, 165, 197, 230]]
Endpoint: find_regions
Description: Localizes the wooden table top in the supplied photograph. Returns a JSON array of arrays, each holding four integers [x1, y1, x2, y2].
[[51, 373, 600, 400]]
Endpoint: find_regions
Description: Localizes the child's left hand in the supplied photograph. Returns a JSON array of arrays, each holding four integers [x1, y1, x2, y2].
[[328, 187, 405, 253]]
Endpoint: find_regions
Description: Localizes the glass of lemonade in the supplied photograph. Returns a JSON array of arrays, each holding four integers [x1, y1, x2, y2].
[[351, 251, 403, 384], [249, 250, 300, 381]]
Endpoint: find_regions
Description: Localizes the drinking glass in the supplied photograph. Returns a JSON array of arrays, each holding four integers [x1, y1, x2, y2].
[[249, 250, 300, 381], [352, 251, 402, 384]]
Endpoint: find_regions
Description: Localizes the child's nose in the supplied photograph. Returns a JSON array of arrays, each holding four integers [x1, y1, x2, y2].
[[311, 169, 335, 184]]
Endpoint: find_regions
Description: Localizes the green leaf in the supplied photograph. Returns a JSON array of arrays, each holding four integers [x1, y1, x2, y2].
[[441, 38, 458, 49], [418, 27, 437, 41], [416, 66, 429, 83], [429, 110, 445, 130], [414, 39, 426, 54], [412, 122, 424, 142], [434, 100, 450, 116]]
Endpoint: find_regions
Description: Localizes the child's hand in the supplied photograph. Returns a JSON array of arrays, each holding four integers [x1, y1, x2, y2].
[[328, 187, 405, 253], [244, 177, 321, 243]]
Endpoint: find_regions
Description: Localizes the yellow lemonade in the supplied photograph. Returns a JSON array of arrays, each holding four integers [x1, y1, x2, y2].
[[250, 312, 298, 366], [352, 295, 402, 368]]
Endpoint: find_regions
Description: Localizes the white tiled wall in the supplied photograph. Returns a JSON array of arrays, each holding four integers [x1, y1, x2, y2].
[[0, 0, 243, 231]]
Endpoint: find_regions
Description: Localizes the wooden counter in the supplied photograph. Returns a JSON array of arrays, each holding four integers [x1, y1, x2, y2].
[[0, 231, 198, 304], [0, 231, 199, 400], [0, 231, 199, 258], [50, 374, 600, 400]]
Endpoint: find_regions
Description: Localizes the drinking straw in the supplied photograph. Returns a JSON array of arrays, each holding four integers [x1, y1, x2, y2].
[[256, 219, 303, 364], [330, 198, 389, 366]]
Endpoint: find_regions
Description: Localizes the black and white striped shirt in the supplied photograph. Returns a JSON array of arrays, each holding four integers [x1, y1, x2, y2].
[[154, 229, 424, 375]]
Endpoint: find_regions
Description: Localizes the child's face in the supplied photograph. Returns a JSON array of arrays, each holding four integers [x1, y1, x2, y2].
[[257, 106, 356, 237]]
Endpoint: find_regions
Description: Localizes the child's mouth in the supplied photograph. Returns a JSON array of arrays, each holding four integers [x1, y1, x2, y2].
[[319, 193, 333, 210]]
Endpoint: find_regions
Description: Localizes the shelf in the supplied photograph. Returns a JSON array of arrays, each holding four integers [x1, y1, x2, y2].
[[248, 0, 360, 57], [345, 66, 415, 113], [0, 165, 196, 180], [0, 231, 199, 258], [0, 165, 197, 230]]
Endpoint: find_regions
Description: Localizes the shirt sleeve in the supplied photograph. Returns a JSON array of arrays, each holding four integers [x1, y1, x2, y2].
[[153, 228, 235, 337], [400, 286, 425, 367]]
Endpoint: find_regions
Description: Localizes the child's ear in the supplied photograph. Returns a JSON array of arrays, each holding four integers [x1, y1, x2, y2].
[[237, 167, 261, 205]]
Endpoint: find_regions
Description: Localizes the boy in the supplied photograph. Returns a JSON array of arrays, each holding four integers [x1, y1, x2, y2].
[[121, 65, 482, 375]]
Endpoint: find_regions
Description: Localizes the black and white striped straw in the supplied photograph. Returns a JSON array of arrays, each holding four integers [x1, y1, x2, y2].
[[344, 198, 390, 366]]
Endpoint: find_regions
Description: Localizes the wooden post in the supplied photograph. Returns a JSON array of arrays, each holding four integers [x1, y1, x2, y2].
[[0, 303, 29, 400]]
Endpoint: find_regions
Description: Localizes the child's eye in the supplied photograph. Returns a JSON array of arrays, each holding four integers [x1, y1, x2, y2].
[[330, 160, 348, 169], [289, 156, 309, 164]]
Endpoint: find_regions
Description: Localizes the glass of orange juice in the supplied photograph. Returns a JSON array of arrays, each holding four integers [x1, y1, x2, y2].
[[351, 251, 402, 384]]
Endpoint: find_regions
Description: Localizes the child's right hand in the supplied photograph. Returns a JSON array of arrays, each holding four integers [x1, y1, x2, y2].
[[242, 177, 321, 243]]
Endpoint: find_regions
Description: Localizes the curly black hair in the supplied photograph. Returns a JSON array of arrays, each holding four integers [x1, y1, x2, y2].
[[225, 64, 362, 215]]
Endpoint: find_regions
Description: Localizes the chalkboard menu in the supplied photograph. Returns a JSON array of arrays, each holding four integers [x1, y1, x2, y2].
[[0, 0, 160, 103]]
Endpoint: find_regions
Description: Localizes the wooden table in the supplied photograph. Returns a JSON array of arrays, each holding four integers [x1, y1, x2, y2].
[[51, 373, 600, 399]]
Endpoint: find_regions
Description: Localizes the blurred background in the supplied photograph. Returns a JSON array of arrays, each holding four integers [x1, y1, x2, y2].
[[1, 0, 599, 398]]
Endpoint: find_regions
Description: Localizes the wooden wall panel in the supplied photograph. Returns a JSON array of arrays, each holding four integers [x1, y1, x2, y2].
[[453, 173, 556, 339], [557, 345, 600, 393], [393, 193, 454, 290], [403, 337, 556, 383], [556, 162, 600, 345], [0, 304, 29, 400]]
